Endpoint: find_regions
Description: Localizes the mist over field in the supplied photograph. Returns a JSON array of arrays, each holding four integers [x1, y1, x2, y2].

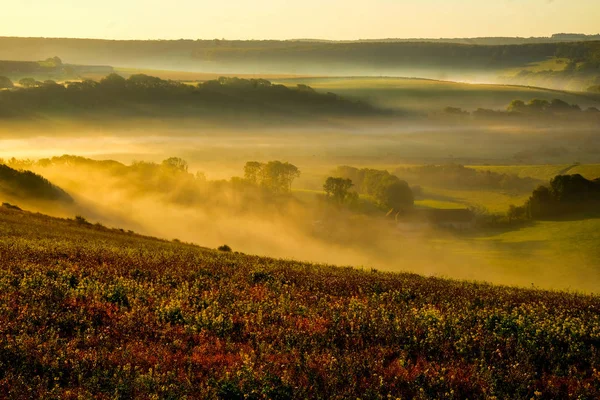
[[2, 114, 600, 292], [3, 1, 600, 397], [1, 62, 600, 293]]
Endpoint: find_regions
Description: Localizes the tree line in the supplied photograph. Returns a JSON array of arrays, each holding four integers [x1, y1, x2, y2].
[[243, 161, 301, 193], [442, 98, 600, 121], [508, 174, 600, 221], [394, 164, 539, 192], [0, 73, 379, 119], [329, 166, 414, 211]]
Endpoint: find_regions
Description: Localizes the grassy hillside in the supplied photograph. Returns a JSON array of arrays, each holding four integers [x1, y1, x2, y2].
[[2, 37, 598, 90], [0, 75, 382, 122], [1, 205, 600, 398], [470, 164, 600, 182], [0, 163, 72, 205], [274, 77, 600, 113]]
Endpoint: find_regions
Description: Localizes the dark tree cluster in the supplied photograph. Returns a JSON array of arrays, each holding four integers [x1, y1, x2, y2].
[[0, 73, 379, 119], [394, 164, 539, 192], [517, 174, 600, 219], [0, 76, 13, 89], [323, 177, 356, 205], [442, 98, 600, 121], [333, 166, 413, 211], [243, 161, 300, 193]]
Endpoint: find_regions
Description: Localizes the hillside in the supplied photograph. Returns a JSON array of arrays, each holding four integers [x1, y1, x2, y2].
[[0, 163, 72, 205], [0, 58, 113, 82], [1, 37, 599, 89], [274, 77, 600, 113], [1, 205, 599, 398], [0, 74, 381, 121]]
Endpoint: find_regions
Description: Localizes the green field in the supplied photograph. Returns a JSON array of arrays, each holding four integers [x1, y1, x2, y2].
[[502, 57, 570, 76], [438, 215, 600, 292], [275, 76, 600, 113], [470, 164, 600, 181]]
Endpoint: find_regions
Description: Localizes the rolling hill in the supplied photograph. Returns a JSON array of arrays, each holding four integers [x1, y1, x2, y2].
[[1, 37, 599, 90], [1, 204, 599, 398], [0, 74, 382, 122], [0, 163, 72, 205]]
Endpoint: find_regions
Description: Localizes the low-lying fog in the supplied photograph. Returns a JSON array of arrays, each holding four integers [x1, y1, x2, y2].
[[2, 122, 600, 293]]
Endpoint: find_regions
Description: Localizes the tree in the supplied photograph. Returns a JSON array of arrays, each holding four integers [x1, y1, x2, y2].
[[507, 100, 526, 113], [99, 73, 126, 90], [259, 161, 300, 193], [376, 180, 414, 210], [443, 106, 469, 116], [244, 160, 300, 193], [323, 177, 354, 204], [18, 78, 40, 88], [0, 76, 13, 89], [161, 157, 188, 173], [526, 185, 555, 219], [527, 99, 549, 112], [244, 161, 263, 184], [507, 204, 526, 223]]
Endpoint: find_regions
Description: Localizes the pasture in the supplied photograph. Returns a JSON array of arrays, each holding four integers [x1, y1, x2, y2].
[[274, 76, 600, 113]]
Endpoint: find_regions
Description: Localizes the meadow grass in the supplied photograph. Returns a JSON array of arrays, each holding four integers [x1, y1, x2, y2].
[[275, 76, 600, 112], [502, 57, 570, 76], [414, 199, 467, 209], [1, 205, 600, 398], [469, 164, 600, 181], [419, 186, 530, 213]]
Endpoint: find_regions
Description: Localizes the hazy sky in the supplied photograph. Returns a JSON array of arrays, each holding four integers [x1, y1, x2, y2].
[[2, 0, 599, 40]]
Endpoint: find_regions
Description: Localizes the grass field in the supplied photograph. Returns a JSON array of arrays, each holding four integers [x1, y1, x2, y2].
[[274, 76, 600, 113], [470, 164, 600, 181], [502, 57, 570, 76], [419, 187, 531, 213], [112, 68, 312, 82], [1, 205, 600, 398], [424, 215, 600, 293]]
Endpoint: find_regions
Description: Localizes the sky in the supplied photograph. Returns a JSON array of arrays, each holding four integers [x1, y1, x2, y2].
[[1, 0, 599, 40]]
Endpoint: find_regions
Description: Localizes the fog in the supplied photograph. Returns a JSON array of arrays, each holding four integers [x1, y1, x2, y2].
[[2, 119, 599, 293]]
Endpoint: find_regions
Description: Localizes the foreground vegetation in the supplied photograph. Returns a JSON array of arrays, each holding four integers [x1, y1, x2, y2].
[[1, 205, 600, 399]]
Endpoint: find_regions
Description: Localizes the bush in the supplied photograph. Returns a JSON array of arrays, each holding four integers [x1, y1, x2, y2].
[[2, 202, 21, 210], [74, 215, 90, 225], [218, 244, 232, 252]]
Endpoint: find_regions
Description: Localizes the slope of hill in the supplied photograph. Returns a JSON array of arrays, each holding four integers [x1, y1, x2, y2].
[[1, 205, 599, 398], [1, 37, 599, 89], [274, 77, 600, 113], [0, 58, 113, 82], [0, 74, 382, 121], [0, 163, 73, 204]]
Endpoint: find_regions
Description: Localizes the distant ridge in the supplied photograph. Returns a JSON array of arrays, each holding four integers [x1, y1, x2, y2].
[[290, 33, 600, 45]]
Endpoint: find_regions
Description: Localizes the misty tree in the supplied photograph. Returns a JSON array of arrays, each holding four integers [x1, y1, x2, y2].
[[161, 157, 189, 173], [18, 78, 40, 88], [44, 56, 62, 66], [376, 180, 414, 211], [507, 100, 526, 113], [244, 161, 263, 184], [323, 177, 354, 204], [195, 171, 207, 182], [243, 160, 300, 193], [260, 161, 300, 193], [0, 76, 13, 89], [99, 73, 127, 89]]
